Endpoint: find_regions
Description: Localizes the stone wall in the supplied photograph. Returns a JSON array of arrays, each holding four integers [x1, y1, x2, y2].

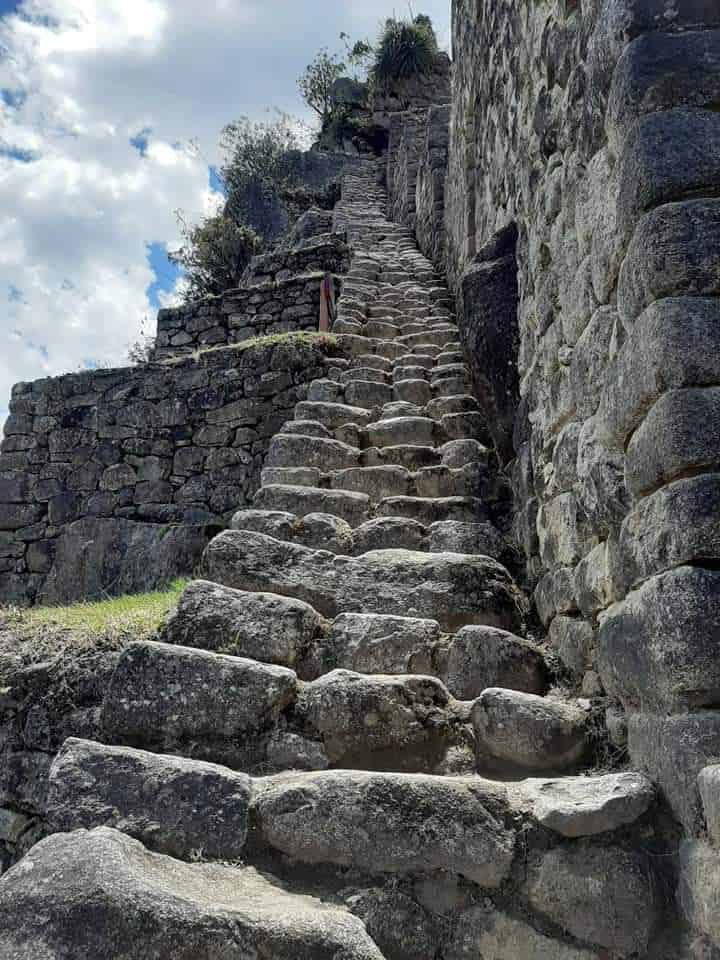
[[0, 335, 338, 606], [154, 233, 348, 361], [436, 0, 720, 951]]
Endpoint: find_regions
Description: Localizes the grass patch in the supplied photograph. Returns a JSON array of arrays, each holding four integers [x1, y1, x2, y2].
[[0, 580, 187, 673], [166, 330, 338, 364]]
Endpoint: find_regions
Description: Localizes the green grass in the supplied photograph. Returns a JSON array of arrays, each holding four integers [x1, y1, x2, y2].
[[165, 330, 338, 364], [0, 580, 187, 672]]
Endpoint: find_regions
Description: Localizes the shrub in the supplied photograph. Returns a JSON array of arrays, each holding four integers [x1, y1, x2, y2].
[[220, 114, 306, 232], [371, 15, 438, 89], [169, 213, 261, 302]]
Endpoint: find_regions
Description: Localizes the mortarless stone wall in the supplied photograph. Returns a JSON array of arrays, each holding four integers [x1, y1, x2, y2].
[[435, 1, 720, 950], [0, 335, 339, 607], [153, 234, 348, 361]]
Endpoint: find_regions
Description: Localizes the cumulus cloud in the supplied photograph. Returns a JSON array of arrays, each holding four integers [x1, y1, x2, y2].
[[0, 0, 450, 418]]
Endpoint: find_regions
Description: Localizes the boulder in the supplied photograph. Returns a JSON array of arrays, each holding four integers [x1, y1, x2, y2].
[[295, 669, 460, 771], [254, 769, 514, 887], [473, 689, 589, 773], [526, 843, 661, 957], [598, 566, 720, 712], [625, 388, 720, 499], [518, 771, 655, 838], [47, 738, 252, 861], [618, 200, 720, 323], [441, 626, 547, 700], [447, 904, 600, 960], [318, 612, 441, 676], [678, 840, 720, 948], [629, 712, 720, 834], [0, 828, 384, 959], [160, 579, 321, 668], [101, 641, 297, 768]]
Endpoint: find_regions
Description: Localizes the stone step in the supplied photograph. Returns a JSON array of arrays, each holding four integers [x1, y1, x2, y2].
[[344, 380, 394, 409], [367, 416, 440, 448], [472, 688, 592, 775], [201, 529, 524, 632], [331, 465, 413, 501], [394, 364, 430, 381], [48, 739, 519, 888], [363, 444, 441, 471], [376, 495, 488, 526], [339, 366, 390, 385], [426, 395, 480, 418], [394, 379, 433, 406], [295, 400, 374, 430], [394, 352, 435, 369], [281, 418, 332, 439], [101, 640, 297, 769], [434, 376, 472, 398], [232, 508, 355, 554], [264, 433, 360, 471], [0, 827, 385, 960], [260, 466, 321, 487], [100, 640, 473, 774], [230, 506, 514, 564], [254, 484, 371, 526]]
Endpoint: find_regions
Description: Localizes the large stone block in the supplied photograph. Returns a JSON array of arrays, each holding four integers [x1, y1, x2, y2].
[[612, 475, 720, 596], [537, 493, 599, 569], [608, 29, 720, 152], [618, 200, 720, 324], [625, 388, 720, 499], [599, 566, 720, 712], [518, 772, 655, 839], [295, 669, 460, 771], [254, 770, 514, 887], [201, 530, 523, 633], [526, 843, 660, 957], [0, 828, 384, 960], [629, 712, 720, 834], [101, 641, 297, 763], [619, 110, 720, 234], [472, 689, 589, 773], [447, 904, 600, 960], [318, 612, 441, 677], [457, 225, 519, 463], [160, 579, 322, 669], [678, 841, 720, 949], [47, 738, 252, 861], [38, 517, 210, 606], [442, 626, 548, 700], [596, 297, 720, 449], [698, 766, 720, 847]]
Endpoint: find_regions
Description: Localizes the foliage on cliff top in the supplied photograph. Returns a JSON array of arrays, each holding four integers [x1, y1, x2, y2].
[[0, 580, 186, 673], [371, 15, 438, 89]]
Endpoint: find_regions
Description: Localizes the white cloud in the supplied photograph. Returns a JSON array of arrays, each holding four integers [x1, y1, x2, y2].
[[0, 0, 450, 417]]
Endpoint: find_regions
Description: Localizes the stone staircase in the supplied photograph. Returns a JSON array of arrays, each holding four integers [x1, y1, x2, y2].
[[0, 161, 662, 960]]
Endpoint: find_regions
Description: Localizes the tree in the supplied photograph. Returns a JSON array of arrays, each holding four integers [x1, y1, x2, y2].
[[298, 48, 346, 126], [169, 213, 261, 303], [220, 113, 307, 232]]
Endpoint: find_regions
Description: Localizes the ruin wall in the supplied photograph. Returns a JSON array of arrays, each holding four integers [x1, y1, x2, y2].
[[0, 336, 338, 607]]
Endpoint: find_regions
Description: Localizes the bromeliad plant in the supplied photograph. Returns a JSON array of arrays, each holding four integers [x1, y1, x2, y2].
[[370, 15, 439, 90]]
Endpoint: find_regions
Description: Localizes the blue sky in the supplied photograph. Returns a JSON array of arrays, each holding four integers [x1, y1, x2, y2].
[[0, 0, 450, 419]]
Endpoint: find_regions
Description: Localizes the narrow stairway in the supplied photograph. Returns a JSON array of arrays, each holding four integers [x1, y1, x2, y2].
[[0, 161, 656, 960]]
